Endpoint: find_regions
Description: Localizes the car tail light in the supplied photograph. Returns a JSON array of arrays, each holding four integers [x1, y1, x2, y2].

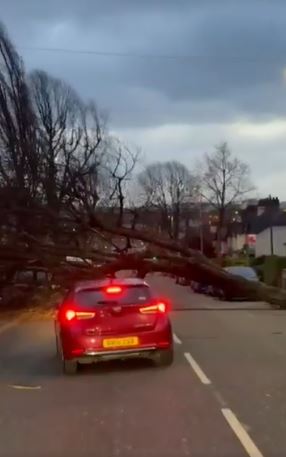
[[75, 311, 96, 319], [140, 302, 167, 314], [105, 286, 122, 294], [65, 309, 76, 321], [63, 309, 95, 322]]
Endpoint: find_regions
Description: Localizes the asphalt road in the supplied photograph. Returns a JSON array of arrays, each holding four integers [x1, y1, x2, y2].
[[0, 276, 286, 457]]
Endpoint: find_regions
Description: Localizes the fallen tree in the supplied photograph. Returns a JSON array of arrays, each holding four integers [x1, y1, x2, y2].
[[1, 207, 285, 309], [87, 220, 286, 308]]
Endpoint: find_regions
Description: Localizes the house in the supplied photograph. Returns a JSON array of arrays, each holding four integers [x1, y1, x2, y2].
[[226, 197, 284, 255], [255, 221, 286, 257]]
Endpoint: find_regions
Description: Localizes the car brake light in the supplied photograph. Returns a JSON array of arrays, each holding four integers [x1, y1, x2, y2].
[[140, 302, 167, 314], [65, 310, 76, 321], [157, 302, 167, 313], [105, 286, 122, 294], [64, 310, 95, 321]]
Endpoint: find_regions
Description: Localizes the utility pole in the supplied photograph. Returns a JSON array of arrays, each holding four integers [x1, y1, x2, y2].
[[199, 194, 204, 253], [270, 224, 274, 255], [194, 187, 204, 253]]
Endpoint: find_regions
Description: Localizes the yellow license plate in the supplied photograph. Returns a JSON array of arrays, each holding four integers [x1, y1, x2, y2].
[[103, 336, 139, 348]]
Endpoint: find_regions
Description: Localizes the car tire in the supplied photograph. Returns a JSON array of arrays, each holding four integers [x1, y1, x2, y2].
[[63, 359, 78, 375], [153, 348, 174, 367]]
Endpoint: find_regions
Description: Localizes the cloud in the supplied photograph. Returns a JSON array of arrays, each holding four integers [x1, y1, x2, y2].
[[1, 0, 286, 197], [114, 120, 286, 198], [3, 1, 286, 126]]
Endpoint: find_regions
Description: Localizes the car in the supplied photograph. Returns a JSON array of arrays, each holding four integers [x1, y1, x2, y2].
[[55, 278, 174, 374], [213, 266, 259, 301]]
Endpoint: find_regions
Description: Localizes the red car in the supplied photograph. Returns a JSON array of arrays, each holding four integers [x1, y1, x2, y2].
[[55, 278, 173, 374]]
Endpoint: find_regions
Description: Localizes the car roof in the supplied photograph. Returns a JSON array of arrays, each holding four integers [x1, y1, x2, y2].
[[73, 277, 149, 293]]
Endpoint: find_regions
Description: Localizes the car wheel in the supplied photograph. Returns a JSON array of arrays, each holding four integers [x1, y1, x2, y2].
[[63, 359, 78, 375], [153, 348, 174, 367]]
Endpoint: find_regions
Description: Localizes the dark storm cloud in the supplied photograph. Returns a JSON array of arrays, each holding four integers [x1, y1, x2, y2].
[[1, 0, 286, 127]]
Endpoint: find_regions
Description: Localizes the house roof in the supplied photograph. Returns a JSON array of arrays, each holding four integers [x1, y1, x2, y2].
[[251, 212, 286, 234], [227, 210, 286, 236]]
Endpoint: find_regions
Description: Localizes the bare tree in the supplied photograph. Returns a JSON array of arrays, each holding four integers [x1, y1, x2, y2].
[[0, 22, 39, 205], [201, 142, 253, 254], [100, 138, 140, 226], [62, 101, 105, 212], [30, 71, 106, 215], [138, 161, 194, 239], [30, 70, 82, 210]]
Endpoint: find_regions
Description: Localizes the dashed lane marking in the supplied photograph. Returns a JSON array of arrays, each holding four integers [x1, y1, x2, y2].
[[184, 352, 211, 385], [173, 333, 182, 344], [222, 408, 264, 457]]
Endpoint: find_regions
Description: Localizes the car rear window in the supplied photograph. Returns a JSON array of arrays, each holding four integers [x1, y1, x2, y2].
[[75, 285, 152, 308]]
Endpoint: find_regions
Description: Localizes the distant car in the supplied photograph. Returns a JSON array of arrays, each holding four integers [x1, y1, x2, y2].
[[214, 266, 259, 301], [55, 278, 173, 374]]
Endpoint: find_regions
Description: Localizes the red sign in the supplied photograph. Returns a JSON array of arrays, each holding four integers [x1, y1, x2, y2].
[[247, 234, 256, 246]]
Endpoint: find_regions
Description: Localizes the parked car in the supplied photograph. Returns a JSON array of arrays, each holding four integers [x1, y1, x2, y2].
[[213, 266, 259, 301]]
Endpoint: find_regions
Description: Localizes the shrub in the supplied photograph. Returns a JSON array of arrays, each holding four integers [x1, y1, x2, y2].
[[263, 256, 286, 287], [222, 256, 249, 267], [250, 255, 266, 267]]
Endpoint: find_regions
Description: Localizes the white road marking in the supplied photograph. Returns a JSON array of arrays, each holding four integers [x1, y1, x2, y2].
[[9, 385, 42, 391], [222, 408, 264, 457], [173, 333, 182, 344], [184, 352, 211, 385]]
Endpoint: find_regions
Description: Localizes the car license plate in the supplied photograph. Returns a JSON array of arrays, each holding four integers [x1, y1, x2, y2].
[[102, 336, 139, 349]]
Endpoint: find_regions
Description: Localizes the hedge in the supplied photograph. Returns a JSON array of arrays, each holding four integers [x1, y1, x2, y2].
[[263, 256, 286, 287], [222, 256, 249, 267]]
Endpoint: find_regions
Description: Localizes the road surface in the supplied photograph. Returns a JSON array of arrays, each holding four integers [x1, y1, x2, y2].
[[0, 275, 286, 456]]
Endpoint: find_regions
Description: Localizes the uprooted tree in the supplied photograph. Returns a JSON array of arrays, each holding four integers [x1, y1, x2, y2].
[[1, 21, 286, 309]]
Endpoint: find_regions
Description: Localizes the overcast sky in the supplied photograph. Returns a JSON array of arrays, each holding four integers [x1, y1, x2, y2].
[[1, 0, 286, 198]]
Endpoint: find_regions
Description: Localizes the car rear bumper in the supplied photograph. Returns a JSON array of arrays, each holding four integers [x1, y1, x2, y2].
[[73, 346, 159, 364], [59, 321, 173, 360]]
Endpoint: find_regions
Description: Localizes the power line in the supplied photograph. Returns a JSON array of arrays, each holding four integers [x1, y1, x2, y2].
[[19, 46, 286, 62]]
